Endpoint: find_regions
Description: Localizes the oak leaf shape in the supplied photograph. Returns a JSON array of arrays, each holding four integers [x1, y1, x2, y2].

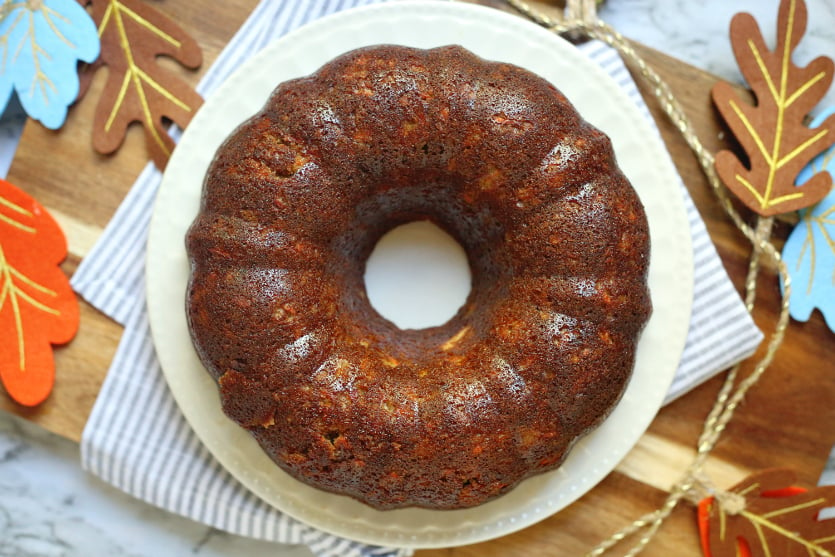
[[0, 0, 100, 129], [698, 468, 835, 557], [781, 106, 835, 332], [0, 178, 79, 406], [78, 0, 203, 169], [712, 0, 835, 216]]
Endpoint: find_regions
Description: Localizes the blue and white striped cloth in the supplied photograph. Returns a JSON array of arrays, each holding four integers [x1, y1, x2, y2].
[[71, 1, 763, 555]]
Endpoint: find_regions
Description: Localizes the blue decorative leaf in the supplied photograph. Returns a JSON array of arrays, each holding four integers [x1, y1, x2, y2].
[[0, 0, 100, 129], [782, 106, 835, 332]]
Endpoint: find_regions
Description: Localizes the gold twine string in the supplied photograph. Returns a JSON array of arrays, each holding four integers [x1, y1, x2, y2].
[[503, 1, 794, 555], [745, 217, 775, 312]]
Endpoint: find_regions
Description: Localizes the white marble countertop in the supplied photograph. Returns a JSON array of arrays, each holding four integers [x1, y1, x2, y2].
[[1, 1, 833, 555]]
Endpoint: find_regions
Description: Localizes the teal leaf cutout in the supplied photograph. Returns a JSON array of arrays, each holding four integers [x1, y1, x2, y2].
[[782, 106, 835, 332], [0, 0, 100, 129]]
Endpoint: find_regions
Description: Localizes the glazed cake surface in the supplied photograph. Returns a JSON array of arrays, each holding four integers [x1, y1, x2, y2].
[[186, 44, 651, 510]]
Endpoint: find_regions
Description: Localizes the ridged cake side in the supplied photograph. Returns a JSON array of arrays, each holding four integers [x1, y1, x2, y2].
[[186, 44, 651, 509]]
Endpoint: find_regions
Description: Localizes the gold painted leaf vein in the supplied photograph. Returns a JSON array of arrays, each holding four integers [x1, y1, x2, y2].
[[0, 243, 60, 370]]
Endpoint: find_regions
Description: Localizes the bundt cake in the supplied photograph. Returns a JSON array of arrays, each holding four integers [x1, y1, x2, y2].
[[185, 44, 651, 510]]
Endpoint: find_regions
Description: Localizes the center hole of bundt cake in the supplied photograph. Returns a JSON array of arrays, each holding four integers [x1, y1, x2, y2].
[[363, 221, 472, 330]]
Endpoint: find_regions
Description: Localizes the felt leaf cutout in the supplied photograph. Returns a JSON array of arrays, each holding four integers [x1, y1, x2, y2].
[[78, 0, 203, 169], [781, 106, 835, 332], [712, 0, 835, 217], [0, 0, 100, 129], [0, 178, 79, 406], [697, 468, 835, 557]]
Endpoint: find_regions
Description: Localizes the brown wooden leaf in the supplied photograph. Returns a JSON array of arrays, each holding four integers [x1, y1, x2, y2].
[[712, 0, 835, 216], [79, 0, 203, 169], [700, 468, 835, 557]]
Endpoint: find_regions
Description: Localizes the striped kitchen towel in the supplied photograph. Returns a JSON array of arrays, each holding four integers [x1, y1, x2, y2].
[[70, 0, 763, 555], [821, 445, 835, 520]]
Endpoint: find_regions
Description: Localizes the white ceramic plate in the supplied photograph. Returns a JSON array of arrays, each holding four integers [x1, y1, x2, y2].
[[146, 0, 693, 548]]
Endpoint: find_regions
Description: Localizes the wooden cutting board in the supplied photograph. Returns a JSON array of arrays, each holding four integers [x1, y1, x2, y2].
[[2, 2, 833, 556]]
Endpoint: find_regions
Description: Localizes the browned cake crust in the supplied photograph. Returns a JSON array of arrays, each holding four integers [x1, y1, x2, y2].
[[185, 44, 651, 510]]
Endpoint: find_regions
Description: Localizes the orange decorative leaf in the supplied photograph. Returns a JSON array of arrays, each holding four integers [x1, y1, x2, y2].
[[0, 179, 79, 406], [698, 468, 835, 557], [712, 0, 835, 216], [79, 0, 203, 169]]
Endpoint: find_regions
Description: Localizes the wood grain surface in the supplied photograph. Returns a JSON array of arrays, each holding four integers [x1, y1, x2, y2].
[[2, 1, 833, 556]]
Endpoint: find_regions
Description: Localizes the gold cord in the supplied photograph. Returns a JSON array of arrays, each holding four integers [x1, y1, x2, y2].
[[745, 217, 775, 312], [503, 1, 794, 555]]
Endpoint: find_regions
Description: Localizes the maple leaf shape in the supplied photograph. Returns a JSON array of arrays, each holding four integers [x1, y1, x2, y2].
[[79, 0, 203, 169], [0, 0, 100, 129], [712, 0, 835, 217], [699, 468, 835, 557], [0, 178, 79, 406], [782, 106, 835, 332]]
